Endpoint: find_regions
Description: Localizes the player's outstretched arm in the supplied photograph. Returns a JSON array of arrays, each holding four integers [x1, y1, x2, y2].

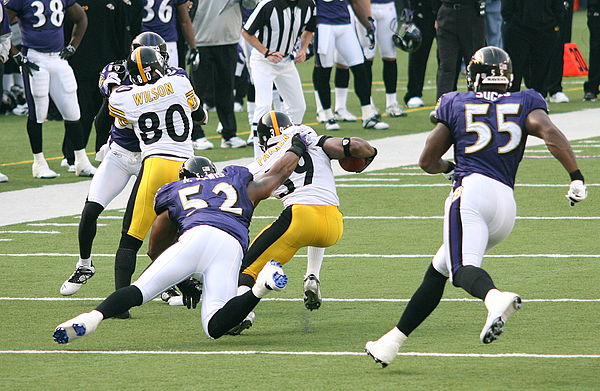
[[525, 109, 587, 205], [419, 123, 454, 174], [247, 134, 305, 204], [65, 3, 88, 51], [147, 211, 179, 261], [322, 136, 376, 160]]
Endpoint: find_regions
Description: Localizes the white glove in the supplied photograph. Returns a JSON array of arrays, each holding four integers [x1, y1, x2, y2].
[[566, 180, 587, 206], [95, 143, 110, 162], [283, 124, 319, 149]]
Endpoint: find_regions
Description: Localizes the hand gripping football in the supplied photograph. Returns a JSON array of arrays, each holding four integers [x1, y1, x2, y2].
[[339, 156, 368, 173]]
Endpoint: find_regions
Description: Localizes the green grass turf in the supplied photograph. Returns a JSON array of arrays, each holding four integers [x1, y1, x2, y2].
[[1, 10, 599, 390], [0, 138, 599, 390], [0, 10, 597, 192]]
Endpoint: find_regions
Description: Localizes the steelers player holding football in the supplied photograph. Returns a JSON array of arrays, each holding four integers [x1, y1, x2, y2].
[[228, 111, 378, 334], [106, 46, 201, 316]]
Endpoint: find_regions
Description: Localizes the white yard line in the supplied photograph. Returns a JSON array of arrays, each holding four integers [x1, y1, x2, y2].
[[27, 223, 107, 227], [336, 183, 600, 188], [0, 230, 60, 234], [0, 350, 598, 358], [250, 215, 600, 220]]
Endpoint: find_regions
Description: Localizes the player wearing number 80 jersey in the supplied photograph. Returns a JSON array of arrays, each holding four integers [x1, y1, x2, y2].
[[107, 47, 197, 302]]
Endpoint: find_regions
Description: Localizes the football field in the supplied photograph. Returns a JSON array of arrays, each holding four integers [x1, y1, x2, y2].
[[0, 135, 599, 390], [1, 10, 599, 389]]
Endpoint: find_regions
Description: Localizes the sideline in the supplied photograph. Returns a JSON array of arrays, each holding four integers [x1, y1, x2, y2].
[[1, 108, 599, 227]]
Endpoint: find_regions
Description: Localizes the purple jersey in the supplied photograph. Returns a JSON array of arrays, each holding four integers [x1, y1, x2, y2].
[[315, 0, 350, 25], [154, 166, 255, 251], [6, 0, 76, 52], [141, 0, 186, 42], [242, 6, 253, 23], [1, 1, 11, 35], [435, 89, 548, 188]]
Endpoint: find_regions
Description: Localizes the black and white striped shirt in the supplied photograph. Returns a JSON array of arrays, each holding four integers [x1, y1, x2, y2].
[[243, 0, 316, 56]]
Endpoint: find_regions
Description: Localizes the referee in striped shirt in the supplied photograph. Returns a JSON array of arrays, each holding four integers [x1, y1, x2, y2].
[[242, 0, 316, 157]]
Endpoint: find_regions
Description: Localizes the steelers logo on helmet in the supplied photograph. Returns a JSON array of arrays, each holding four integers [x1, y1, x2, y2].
[[179, 156, 218, 180], [131, 31, 169, 63], [127, 47, 166, 86], [467, 46, 514, 93], [256, 111, 293, 152]]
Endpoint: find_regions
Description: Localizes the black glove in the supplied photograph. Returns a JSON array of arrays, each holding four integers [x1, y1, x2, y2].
[[60, 45, 76, 60], [13, 53, 40, 76], [442, 161, 455, 181], [186, 48, 200, 71], [287, 133, 307, 157], [176, 278, 203, 309], [358, 147, 378, 173], [366, 17, 376, 50]]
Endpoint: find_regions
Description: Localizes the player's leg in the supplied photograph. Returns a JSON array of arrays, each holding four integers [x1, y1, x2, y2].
[[313, 24, 339, 130], [48, 57, 96, 177], [165, 41, 179, 67], [249, 51, 276, 157], [332, 53, 357, 121], [404, 13, 435, 107], [22, 51, 57, 178], [272, 62, 305, 124]]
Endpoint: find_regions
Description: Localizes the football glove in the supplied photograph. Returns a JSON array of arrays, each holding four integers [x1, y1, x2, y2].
[[283, 125, 319, 149], [442, 161, 455, 181], [176, 278, 203, 309], [565, 180, 587, 207], [59, 45, 76, 60], [288, 133, 307, 157], [13, 53, 40, 76], [186, 48, 200, 71], [366, 17, 376, 50]]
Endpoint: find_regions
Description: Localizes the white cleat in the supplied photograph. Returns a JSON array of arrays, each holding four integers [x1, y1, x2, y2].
[[386, 103, 407, 117], [407, 96, 425, 108], [60, 264, 96, 296], [60, 158, 76, 173], [252, 260, 288, 298], [233, 102, 244, 112], [32, 161, 59, 179], [53, 310, 103, 344], [221, 136, 247, 149], [549, 91, 569, 103], [303, 274, 322, 311], [316, 110, 328, 124], [365, 328, 406, 368], [75, 163, 96, 177], [480, 290, 522, 344], [0, 172, 7, 183], [363, 115, 389, 130], [325, 118, 340, 131], [193, 137, 214, 150], [246, 132, 255, 145], [334, 108, 357, 122]]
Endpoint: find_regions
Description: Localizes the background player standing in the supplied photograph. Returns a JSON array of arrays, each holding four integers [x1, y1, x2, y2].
[[6, 0, 97, 178], [365, 47, 588, 368]]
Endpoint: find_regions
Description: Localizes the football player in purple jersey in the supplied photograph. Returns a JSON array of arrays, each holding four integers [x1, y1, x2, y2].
[[0, 0, 10, 183], [6, 0, 97, 178], [140, 0, 197, 68], [53, 135, 310, 344], [366, 46, 588, 368]]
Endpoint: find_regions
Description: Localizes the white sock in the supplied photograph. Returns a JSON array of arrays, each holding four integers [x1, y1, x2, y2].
[[361, 104, 376, 120], [382, 327, 408, 346], [324, 108, 334, 120], [385, 93, 398, 108], [314, 91, 324, 113], [484, 288, 502, 310], [306, 246, 325, 279], [78, 258, 92, 268], [335, 88, 349, 111], [33, 152, 46, 164], [247, 101, 255, 124], [74, 149, 90, 165]]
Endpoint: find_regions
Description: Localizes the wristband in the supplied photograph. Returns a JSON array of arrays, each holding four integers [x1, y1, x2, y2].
[[569, 169, 584, 182], [444, 161, 456, 174], [342, 137, 351, 157], [264, 50, 271, 58]]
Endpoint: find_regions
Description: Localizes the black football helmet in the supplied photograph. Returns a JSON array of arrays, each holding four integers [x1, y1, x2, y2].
[[179, 156, 217, 180], [127, 47, 166, 85], [256, 111, 294, 152], [131, 32, 169, 63], [467, 46, 513, 93], [392, 11, 422, 53]]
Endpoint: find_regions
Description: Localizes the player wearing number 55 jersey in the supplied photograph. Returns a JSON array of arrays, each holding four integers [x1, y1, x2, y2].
[[107, 47, 197, 309], [228, 111, 378, 335], [366, 47, 588, 368]]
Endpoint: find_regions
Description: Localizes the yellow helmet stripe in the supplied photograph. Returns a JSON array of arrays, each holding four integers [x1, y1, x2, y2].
[[136, 49, 148, 83], [270, 111, 281, 136]]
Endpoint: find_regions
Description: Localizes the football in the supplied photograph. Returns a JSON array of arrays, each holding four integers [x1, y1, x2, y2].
[[339, 156, 367, 173]]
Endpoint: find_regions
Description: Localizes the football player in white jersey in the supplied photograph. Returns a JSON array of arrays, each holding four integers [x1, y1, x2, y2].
[[227, 111, 378, 334], [106, 47, 198, 317]]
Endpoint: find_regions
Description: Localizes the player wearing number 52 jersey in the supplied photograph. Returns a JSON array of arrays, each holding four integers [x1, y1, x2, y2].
[[366, 47, 588, 368], [108, 47, 197, 307], [228, 111, 377, 335]]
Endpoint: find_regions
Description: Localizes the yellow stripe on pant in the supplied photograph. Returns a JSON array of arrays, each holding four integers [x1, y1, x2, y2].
[[242, 204, 343, 280], [124, 156, 183, 241]]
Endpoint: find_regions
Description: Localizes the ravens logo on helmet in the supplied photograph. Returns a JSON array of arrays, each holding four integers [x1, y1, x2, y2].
[[256, 111, 293, 152]]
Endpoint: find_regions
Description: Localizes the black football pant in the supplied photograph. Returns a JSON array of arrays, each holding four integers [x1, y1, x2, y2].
[[585, 10, 600, 95], [404, 11, 436, 103]]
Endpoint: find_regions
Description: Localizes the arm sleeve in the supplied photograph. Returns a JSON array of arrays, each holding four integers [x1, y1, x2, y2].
[[243, 1, 270, 35], [305, 6, 316, 32], [524, 89, 549, 114], [435, 93, 457, 130]]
